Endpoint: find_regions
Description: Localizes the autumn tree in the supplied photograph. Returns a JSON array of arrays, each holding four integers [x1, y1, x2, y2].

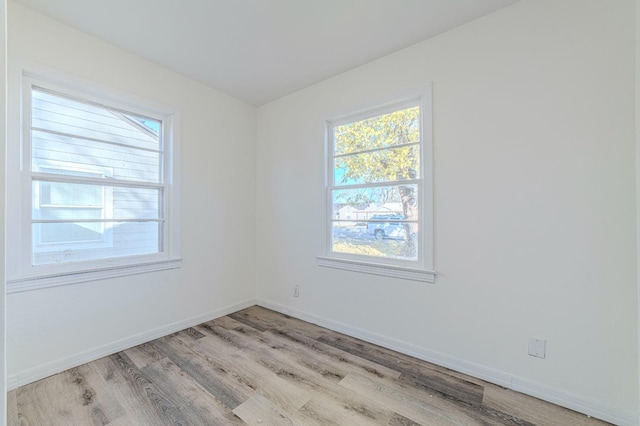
[[333, 105, 420, 257]]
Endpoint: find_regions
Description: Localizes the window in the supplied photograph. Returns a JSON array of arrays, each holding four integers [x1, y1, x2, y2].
[[318, 88, 435, 282], [7, 69, 181, 292]]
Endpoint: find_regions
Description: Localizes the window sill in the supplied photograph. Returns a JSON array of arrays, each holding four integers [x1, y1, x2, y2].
[[316, 256, 435, 283], [7, 258, 182, 293]]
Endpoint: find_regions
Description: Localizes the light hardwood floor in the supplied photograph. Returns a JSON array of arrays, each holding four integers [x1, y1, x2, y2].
[[8, 306, 609, 425]]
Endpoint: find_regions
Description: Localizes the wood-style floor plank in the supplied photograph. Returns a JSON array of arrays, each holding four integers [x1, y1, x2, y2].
[[124, 342, 167, 369], [176, 332, 313, 412], [298, 393, 396, 425], [150, 332, 255, 409], [109, 351, 194, 425], [8, 305, 611, 425], [340, 372, 519, 426], [229, 305, 328, 339], [6, 390, 18, 426], [318, 332, 485, 406], [216, 315, 403, 380], [137, 352, 243, 425], [90, 354, 173, 425], [481, 385, 609, 426], [14, 363, 124, 426], [233, 393, 307, 425], [340, 372, 471, 426], [195, 319, 402, 424], [388, 412, 423, 426]]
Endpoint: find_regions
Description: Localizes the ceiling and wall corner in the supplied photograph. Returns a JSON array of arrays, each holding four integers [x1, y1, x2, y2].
[[11, 0, 520, 106]]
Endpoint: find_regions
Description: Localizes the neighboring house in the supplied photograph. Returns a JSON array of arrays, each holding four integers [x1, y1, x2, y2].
[[337, 205, 359, 222], [362, 203, 404, 220], [338, 203, 404, 223]]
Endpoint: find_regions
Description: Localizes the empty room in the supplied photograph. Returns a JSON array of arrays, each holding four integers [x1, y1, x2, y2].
[[0, 0, 638, 424]]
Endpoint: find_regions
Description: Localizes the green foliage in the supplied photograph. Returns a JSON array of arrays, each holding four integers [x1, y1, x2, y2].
[[334, 106, 420, 185], [333, 186, 403, 205]]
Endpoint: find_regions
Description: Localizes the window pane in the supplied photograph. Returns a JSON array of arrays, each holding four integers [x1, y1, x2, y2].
[[39, 221, 103, 244], [330, 222, 418, 261], [334, 105, 419, 155], [34, 181, 103, 219], [37, 207, 102, 222], [334, 145, 419, 186], [113, 187, 160, 220], [330, 184, 419, 260], [33, 221, 161, 265], [33, 181, 160, 222], [32, 88, 160, 152], [331, 184, 418, 218], [41, 181, 102, 207], [32, 130, 161, 183]]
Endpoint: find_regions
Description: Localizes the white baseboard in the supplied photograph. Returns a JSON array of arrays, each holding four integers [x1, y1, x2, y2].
[[257, 298, 637, 426], [7, 375, 19, 391], [8, 298, 258, 391]]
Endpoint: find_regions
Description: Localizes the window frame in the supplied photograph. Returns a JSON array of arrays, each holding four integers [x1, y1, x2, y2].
[[317, 87, 435, 283], [7, 63, 181, 293]]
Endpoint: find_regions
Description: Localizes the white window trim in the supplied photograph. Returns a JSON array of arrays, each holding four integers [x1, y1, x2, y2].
[[316, 256, 435, 282], [317, 86, 435, 282], [7, 61, 182, 293], [6, 260, 182, 294]]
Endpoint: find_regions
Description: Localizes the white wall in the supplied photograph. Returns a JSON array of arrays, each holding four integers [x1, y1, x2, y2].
[[256, 0, 638, 424], [7, 3, 257, 387]]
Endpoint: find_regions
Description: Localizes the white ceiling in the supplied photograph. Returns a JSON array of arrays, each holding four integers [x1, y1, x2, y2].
[[13, 0, 519, 106]]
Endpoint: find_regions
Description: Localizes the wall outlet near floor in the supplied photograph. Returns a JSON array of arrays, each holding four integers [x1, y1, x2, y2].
[[528, 337, 546, 359], [294, 285, 299, 297]]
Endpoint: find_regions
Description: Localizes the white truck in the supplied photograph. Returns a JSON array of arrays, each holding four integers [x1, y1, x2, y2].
[[367, 214, 405, 240]]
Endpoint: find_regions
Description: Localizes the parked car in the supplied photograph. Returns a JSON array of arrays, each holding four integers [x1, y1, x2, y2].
[[367, 214, 405, 240]]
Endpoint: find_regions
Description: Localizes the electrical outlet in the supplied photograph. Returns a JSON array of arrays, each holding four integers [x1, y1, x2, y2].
[[294, 285, 299, 297], [528, 337, 546, 359]]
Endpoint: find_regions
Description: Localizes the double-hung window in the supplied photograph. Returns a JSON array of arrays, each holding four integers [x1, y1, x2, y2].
[[7, 70, 181, 292], [319, 88, 435, 282]]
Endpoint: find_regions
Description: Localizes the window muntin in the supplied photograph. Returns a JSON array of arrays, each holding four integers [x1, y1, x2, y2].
[[26, 83, 167, 268], [327, 101, 424, 266]]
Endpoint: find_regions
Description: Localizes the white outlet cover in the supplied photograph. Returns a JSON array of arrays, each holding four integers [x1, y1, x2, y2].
[[528, 338, 546, 359]]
